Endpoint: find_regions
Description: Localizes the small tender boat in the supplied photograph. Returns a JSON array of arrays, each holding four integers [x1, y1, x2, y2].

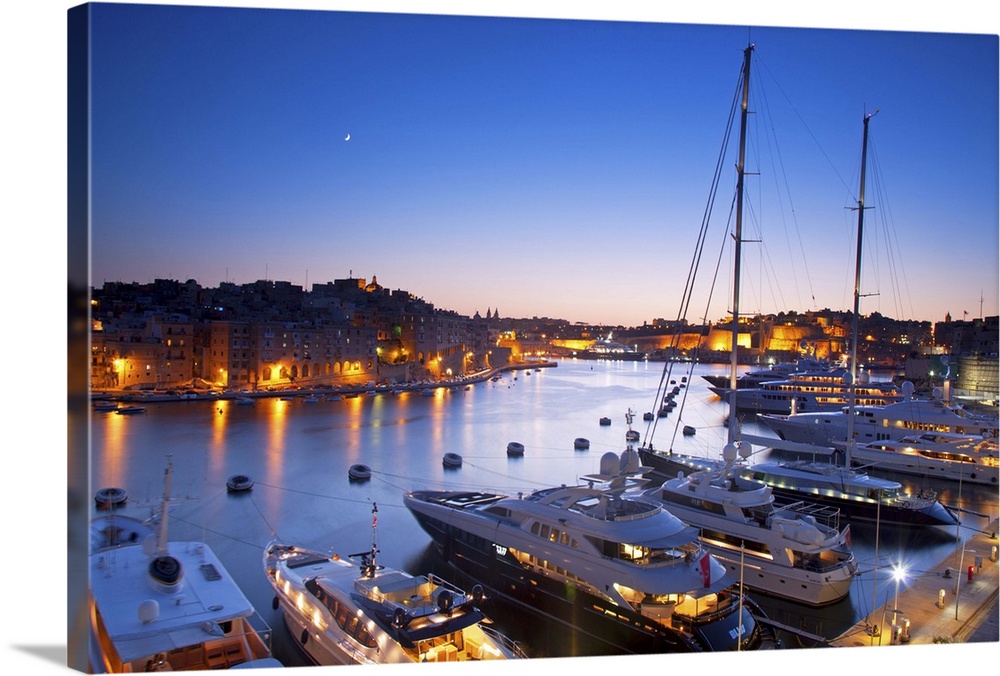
[[443, 452, 464, 468], [683, 425, 697, 436], [506, 441, 525, 457], [227, 474, 254, 492], [94, 486, 128, 510], [349, 464, 372, 481], [573, 437, 590, 450], [93, 401, 119, 412], [114, 405, 146, 415], [598, 417, 612, 426], [264, 503, 526, 665], [643, 411, 654, 421]]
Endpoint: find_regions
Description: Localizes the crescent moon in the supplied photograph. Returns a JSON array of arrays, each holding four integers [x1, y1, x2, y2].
[[345, 133, 350, 141]]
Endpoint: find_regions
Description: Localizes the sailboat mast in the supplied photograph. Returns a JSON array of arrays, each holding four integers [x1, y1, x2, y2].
[[845, 111, 875, 463], [728, 44, 753, 442]]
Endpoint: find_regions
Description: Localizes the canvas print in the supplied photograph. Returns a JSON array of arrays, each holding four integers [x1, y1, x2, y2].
[[65, 2, 998, 674]]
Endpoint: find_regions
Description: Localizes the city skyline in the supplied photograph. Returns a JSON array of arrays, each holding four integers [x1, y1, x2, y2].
[[82, 2, 998, 327]]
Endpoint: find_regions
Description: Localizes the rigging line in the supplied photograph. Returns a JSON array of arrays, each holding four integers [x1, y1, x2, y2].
[[645, 60, 743, 445], [755, 72, 817, 313], [755, 50, 856, 198], [248, 492, 278, 538], [169, 513, 273, 551], [252, 480, 384, 505], [868, 133, 915, 320]]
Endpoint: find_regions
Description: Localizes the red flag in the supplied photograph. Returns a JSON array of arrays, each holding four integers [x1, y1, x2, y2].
[[843, 525, 852, 548], [699, 551, 712, 588]]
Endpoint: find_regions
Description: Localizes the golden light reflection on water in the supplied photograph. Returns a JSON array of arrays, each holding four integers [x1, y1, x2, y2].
[[209, 399, 229, 477], [98, 409, 131, 485], [266, 397, 290, 485]]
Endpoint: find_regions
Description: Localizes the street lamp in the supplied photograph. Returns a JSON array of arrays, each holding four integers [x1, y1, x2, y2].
[[892, 563, 907, 644], [892, 563, 906, 615]]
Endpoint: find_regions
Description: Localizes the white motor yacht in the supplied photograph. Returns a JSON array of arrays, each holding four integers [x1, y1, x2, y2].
[[404, 443, 780, 654], [758, 381, 999, 446], [264, 503, 525, 665], [842, 432, 999, 486], [643, 443, 857, 607], [709, 368, 902, 415]]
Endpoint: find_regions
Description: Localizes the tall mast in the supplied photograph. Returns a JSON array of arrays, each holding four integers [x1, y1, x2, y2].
[[845, 110, 876, 465], [728, 44, 753, 443]]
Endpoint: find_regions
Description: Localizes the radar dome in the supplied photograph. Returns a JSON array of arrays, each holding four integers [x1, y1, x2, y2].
[[138, 599, 160, 624], [599, 452, 620, 476], [737, 442, 752, 460], [620, 448, 640, 474], [722, 443, 739, 463], [901, 381, 915, 399]]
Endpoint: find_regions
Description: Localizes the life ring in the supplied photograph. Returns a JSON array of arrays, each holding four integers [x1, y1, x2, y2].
[[95, 487, 128, 510], [471, 584, 485, 606], [900, 500, 911, 509]]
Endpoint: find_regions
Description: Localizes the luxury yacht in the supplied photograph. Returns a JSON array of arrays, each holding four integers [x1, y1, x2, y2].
[[841, 432, 999, 486], [709, 368, 902, 415], [403, 445, 780, 655], [642, 443, 857, 607], [640, 440, 958, 529], [701, 357, 832, 390], [264, 503, 525, 665], [758, 382, 999, 446]]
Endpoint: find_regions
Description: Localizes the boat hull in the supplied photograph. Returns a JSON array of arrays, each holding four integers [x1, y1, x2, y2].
[[638, 448, 958, 528], [848, 448, 999, 486], [404, 494, 774, 655]]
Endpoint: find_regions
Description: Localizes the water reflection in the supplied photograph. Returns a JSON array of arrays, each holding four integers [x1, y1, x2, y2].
[[87, 361, 998, 664]]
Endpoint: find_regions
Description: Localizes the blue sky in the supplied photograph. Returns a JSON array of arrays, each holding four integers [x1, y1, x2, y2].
[[81, 3, 997, 327], [2, 3, 997, 676]]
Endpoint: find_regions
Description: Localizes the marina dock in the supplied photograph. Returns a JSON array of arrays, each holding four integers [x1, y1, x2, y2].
[[829, 518, 999, 647]]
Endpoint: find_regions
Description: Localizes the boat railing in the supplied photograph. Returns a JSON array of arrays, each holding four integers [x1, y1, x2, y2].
[[242, 612, 276, 660], [771, 499, 842, 530], [479, 624, 529, 659], [425, 573, 469, 598]]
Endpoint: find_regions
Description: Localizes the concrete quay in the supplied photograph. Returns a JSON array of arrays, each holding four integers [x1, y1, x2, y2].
[[829, 518, 999, 648]]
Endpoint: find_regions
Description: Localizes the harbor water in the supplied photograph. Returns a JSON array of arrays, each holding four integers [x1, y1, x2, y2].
[[87, 358, 999, 665]]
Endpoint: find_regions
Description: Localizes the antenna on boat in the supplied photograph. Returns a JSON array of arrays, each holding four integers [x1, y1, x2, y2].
[[368, 502, 379, 576]]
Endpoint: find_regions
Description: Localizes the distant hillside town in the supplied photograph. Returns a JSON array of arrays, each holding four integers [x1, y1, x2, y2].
[[85, 275, 999, 404]]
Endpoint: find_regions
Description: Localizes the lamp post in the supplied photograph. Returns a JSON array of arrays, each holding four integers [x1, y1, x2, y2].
[[893, 564, 906, 615], [892, 564, 906, 645]]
